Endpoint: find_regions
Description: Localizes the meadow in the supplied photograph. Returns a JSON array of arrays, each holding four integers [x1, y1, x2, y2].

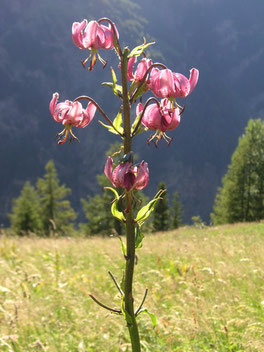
[[1, 222, 264, 351]]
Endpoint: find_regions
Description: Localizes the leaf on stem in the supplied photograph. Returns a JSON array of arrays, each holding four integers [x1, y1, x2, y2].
[[128, 38, 155, 58], [135, 189, 165, 225], [99, 106, 124, 135], [102, 67, 123, 98], [118, 236, 127, 257], [135, 225, 144, 249], [137, 308, 157, 328], [105, 187, 125, 221], [131, 111, 146, 136]]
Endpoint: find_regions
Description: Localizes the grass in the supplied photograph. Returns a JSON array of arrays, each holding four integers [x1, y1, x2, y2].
[[1, 222, 264, 351]]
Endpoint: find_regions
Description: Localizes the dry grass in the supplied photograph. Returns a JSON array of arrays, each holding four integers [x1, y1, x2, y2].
[[1, 222, 264, 351]]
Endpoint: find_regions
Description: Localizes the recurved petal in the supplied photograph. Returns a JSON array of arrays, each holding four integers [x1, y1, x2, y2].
[[168, 108, 181, 130], [157, 69, 174, 98], [67, 101, 83, 123], [49, 92, 59, 118], [188, 68, 199, 95], [79, 102, 96, 128], [72, 20, 88, 49], [84, 20, 99, 48], [104, 157, 114, 183], [136, 102, 143, 117], [173, 73, 190, 97], [134, 161, 149, 190], [127, 56, 136, 81]]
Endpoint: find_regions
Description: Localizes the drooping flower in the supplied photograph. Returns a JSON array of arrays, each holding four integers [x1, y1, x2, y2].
[[127, 57, 153, 83], [136, 99, 181, 145], [72, 19, 119, 70], [49, 93, 96, 144], [149, 67, 199, 99], [104, 157, 149, 191]]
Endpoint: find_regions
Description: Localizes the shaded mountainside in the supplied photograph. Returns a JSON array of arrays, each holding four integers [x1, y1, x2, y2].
[[0, 0, 264, 225]]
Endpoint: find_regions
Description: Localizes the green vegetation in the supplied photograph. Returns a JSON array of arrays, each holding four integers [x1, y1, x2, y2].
[[212, 119, 264, 225], [153, 182, 170, 232], [8, 181, 43, 235], [9, 161, 76, 236], [1, 222, 264, 351], [171, 192, 183, 229]]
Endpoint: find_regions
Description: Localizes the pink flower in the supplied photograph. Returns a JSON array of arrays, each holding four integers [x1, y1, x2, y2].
[[49, 93, 96, 144], [72, 19, 119, 70], [137, 99, 181, 133], [149, 68, 199, 99], [104, 157, 149, 191], [136, 99, 182, 146], [127, 57, 153, 83]]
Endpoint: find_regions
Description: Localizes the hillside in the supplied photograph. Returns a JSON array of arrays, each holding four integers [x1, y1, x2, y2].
[[0, 0, 264, 224], [1, 222, 264, 350]]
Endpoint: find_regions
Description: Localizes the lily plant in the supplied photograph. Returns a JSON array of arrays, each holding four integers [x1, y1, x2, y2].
[[49, 17, 199, 352]]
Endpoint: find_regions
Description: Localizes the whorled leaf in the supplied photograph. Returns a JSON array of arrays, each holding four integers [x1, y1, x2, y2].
[[137, 308, 157, 328], [99, 106, 124, 135], [128, 38, 155, 58], [135, 225, 144, 249], [135, 189, 165, 225], [104, 187, 125, 221]]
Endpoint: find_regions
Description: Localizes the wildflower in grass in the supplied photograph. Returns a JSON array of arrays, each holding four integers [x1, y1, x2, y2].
[[72, 19, 119, 70], [104, 156, 149, 191], [137, 98, 181, 145], [149, 67, 199, 99], [49, 93, 96, 144]]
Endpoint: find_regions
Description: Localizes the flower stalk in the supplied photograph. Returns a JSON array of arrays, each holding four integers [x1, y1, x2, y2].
[[120, 46, 141, 352]]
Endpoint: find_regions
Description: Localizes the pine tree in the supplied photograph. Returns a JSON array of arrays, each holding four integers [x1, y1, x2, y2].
[[211, 119, 264, 224], [171, 192, 183, 229], [153, 182, 170, 232], [37, 160, 76, 235], [9, 181, 43, 235]]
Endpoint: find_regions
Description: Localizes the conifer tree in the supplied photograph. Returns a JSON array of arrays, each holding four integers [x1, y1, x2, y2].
[[152, 182, 170, 232], [171, 192, 183, 229], [37, 160, 76, 235], [9, 181, 43, 235], [211, 119, 264, 224]]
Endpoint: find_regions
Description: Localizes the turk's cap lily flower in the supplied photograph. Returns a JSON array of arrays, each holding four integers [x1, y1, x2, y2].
[[72, 19, 119, 70], [104, 157, 149, 191], [49, 93, 96, 144], [149, 67, 199, 99], [137, 99, 181, 132], [137, 99, 181, 146], [127, 57, 153, 83]]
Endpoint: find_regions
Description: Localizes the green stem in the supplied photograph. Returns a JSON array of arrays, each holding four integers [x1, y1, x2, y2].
[[120, 47, 141, 352]]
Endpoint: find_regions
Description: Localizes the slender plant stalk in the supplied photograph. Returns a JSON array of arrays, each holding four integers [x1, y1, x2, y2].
[[121, 47, 141, 352]]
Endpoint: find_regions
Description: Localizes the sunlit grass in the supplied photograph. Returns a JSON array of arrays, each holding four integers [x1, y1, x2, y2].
[[1, 222, 264, 351]]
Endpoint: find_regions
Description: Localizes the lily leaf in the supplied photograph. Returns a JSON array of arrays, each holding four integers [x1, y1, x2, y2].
[[105, 187, 125, 221], [113, 106, 124, 134], [128, 39, 155, 58], [135, 225, 144, 249], [137, 308, 157, 328], [102, 82, 123, 97], [118, 236, 126, 257], [99, 106, 124, 135], [131, 111, 146, 136], [135, 189, 165, 225], [102, 66, 123, 98]]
